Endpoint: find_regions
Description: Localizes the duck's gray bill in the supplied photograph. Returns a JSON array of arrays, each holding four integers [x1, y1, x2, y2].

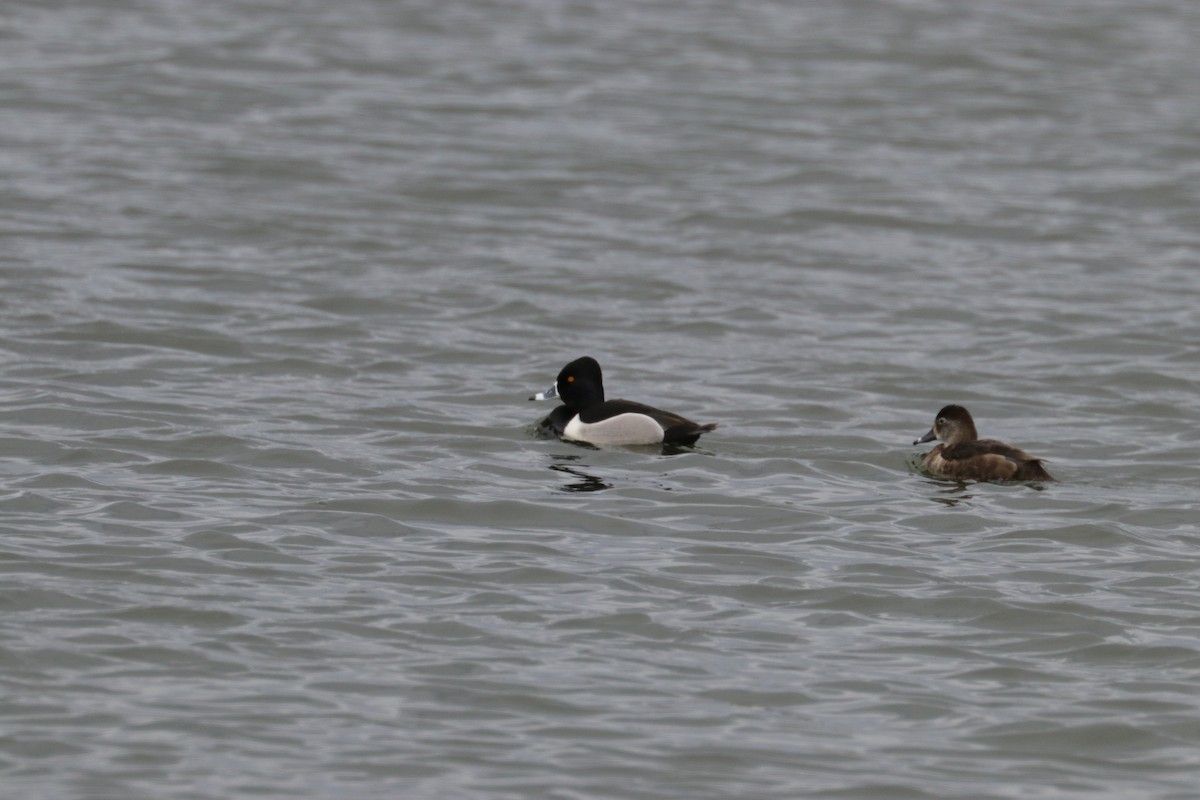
[[913, 428, 937, 445], [529, 383, 558, 402]]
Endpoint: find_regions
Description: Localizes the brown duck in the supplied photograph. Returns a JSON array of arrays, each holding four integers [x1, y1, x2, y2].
[[914, 405, 1054, 482]]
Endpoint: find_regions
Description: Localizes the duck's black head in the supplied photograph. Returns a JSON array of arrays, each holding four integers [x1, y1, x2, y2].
[[529, 356, 606, 411], [554, 356, 605, 411]]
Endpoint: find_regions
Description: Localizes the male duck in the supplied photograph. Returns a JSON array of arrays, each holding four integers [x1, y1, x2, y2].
[[530, 356, 717, 446], [913, 404, 1054, 482]]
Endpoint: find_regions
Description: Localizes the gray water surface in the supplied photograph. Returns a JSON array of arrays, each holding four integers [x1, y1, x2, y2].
[[3, 1, 1200, 798]]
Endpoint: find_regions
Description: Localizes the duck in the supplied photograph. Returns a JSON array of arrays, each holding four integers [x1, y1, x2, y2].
[[913, 404, 1054, 482], [529, 356, 717, 446]]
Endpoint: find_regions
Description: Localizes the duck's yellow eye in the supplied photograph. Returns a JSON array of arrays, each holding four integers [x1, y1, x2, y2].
[[566, 375, 574, 383]]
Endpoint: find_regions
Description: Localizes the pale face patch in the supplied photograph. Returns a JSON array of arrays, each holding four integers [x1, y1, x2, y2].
[[562, 412, 665, 446]]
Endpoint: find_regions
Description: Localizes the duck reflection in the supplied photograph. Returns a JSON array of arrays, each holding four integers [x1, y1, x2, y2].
[[548, 456, 611, 493], [927, 480, 973, 507]]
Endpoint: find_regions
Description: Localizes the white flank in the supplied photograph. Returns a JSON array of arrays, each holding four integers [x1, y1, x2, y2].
[[563, 413, 665, 446]]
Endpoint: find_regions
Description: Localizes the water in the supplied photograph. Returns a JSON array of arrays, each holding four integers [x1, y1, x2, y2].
[[3, 1, 1199, 798]]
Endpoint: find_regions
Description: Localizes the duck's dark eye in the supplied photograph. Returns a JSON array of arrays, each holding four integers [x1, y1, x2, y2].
[[936, 417, 945, 426]]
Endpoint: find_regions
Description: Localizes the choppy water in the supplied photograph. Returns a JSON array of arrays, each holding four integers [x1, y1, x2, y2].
[[3, 1, 1200, 798]]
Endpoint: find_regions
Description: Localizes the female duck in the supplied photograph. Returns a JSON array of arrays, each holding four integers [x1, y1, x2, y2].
[[530, 356, 717, 446], [913, 404, 1054, 482]]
